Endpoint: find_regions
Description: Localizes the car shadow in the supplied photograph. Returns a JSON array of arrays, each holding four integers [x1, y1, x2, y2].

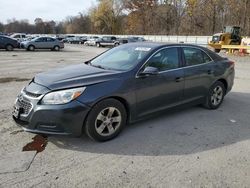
[[49, 91, 250, 156]]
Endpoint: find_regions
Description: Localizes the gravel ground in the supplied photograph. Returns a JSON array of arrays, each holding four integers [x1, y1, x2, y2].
[[0, 44, 250, 188]]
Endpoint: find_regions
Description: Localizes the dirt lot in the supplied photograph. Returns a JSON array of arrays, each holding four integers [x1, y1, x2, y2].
[[0, 44, 250, 188]]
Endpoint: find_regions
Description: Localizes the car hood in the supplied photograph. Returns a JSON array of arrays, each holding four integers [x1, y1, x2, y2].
[[34, 63, 119, 90]]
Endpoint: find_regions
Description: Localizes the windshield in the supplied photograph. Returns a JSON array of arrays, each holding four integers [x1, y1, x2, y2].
[[90, 45, 152, 71], [212, 35, 221, 42]]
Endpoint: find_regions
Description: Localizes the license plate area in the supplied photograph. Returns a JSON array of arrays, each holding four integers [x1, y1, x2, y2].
[[13, 105, 23, 119]]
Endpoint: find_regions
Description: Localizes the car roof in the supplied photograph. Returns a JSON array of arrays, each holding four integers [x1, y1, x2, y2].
[[122, 42, 223, 60], [1, 35, 14, 40], [125, 42, 209, 49]]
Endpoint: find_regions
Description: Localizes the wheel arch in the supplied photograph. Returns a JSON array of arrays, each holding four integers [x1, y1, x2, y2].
[[5, 43, 13, 47], [217, 78, 228, 91], [53, 45, 60, 50], [82, 96, 131, 134], [28, 44, 35, 49], [5, 43, 14, 49]]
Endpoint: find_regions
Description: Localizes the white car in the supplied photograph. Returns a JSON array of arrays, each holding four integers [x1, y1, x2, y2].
[[84, 36, 100, 46], [10, 33, 27, 42]]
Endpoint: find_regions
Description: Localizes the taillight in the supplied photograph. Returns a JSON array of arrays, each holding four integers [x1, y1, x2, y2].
[[229, 61, 235, 68]]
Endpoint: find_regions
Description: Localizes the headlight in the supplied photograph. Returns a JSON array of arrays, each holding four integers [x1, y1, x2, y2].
[[41, 87, 86, 105]]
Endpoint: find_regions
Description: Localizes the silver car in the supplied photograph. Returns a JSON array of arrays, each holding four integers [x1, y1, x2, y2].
[[21, 37, 64, 51]]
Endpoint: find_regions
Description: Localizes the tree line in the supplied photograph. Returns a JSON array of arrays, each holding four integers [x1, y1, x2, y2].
[[0, 0, 249, 36]]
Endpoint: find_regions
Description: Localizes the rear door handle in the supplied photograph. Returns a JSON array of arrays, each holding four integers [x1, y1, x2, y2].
[[207, 70, 214, 74], [175, 77, 183, 82]]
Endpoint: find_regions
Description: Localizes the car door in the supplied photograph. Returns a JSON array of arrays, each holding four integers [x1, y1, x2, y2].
[[110, 37, 116, 46], [46, 37, 56, 48], [0, 37, 5, 48], [135, 47, 184, 117], [105, 37, 112, 45], [34, 37, 47, 48], [181, 47, 214, 102], [101, 37, 108, 45]]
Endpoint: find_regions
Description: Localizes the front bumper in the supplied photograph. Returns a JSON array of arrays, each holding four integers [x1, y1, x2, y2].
[[13, 93, 91, 136]]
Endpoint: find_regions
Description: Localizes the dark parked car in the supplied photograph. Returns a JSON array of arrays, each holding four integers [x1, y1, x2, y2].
[[10, 33, 27, 42], [20, 37, 64, 51], [96, 36, 118, 47], [118, 37, 146, 45], [62, 35, 75, 43], [0, 35, 20, 51], [13, 43, 234, 141], [68, 36, 88, 44]]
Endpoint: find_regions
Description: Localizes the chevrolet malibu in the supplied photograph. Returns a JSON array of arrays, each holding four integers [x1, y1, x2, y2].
[[13, 43, 235, 141]]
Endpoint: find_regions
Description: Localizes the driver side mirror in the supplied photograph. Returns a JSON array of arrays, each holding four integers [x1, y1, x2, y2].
[[139, 66, 159, 77]]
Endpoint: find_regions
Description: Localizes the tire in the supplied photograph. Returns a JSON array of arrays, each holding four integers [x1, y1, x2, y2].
[[85, 99, 127, 142], [28, 45, 35, 51], [114, 43, 119, 47], [53, 45, 60, 51], [96, 43, 101, 47], [5, 44, 14, 51], [203, 81, 226, 110], [214, 49, 220, 53]]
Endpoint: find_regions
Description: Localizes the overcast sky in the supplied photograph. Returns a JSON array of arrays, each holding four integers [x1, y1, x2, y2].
[[0, 0, 96, 24]]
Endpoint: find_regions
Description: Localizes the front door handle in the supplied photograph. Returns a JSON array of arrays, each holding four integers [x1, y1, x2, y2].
[[175, 77, 183, 82]]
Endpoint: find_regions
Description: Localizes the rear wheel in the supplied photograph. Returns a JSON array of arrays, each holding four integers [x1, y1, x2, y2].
[[5, 44, 14, 51], [85, 99, 127, 142], [53, 45, 60, 51], [28, 45, 35, 51], [204, 81, 225, 109], [96, 43, 101, 47]]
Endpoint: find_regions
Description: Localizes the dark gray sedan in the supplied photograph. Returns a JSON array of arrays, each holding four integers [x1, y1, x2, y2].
[[20, 36, 64, 51], [0, 35, 20, 51], [13, 43, 234, 141]]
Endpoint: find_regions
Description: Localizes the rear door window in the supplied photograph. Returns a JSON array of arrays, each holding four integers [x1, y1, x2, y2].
[[183, 47, 212, 66], [35, 37, 46, 42], [47, 38, 55, 42], [145, 47, 180, 71]]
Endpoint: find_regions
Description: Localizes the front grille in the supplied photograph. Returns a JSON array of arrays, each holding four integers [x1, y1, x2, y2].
[[17, 99, 32, 115], [23, 88, 41, 98]]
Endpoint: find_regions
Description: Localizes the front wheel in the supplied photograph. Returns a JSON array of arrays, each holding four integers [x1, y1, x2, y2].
[[204, 81, 225, 109], [85, 99, 127, 142], [6, 44, 14, 51], [28, 45, 35, 51]]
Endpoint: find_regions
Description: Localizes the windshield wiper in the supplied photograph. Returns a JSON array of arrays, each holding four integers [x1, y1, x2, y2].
[[89, 63, 106, 70], [88, 62, 118, 71]]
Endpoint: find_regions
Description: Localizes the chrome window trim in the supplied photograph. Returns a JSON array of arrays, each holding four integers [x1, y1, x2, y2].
[[135, 46, 181, 78], [136, 45, 214, 78], [182, 46, 214, 65]]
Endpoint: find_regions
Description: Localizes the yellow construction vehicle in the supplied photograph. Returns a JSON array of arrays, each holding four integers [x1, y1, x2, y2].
[[208, 26, 241, 53]]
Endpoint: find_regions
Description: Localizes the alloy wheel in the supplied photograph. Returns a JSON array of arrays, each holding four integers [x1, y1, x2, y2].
[[211, 85, 223, 106], [95, 107, 122, 136]]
